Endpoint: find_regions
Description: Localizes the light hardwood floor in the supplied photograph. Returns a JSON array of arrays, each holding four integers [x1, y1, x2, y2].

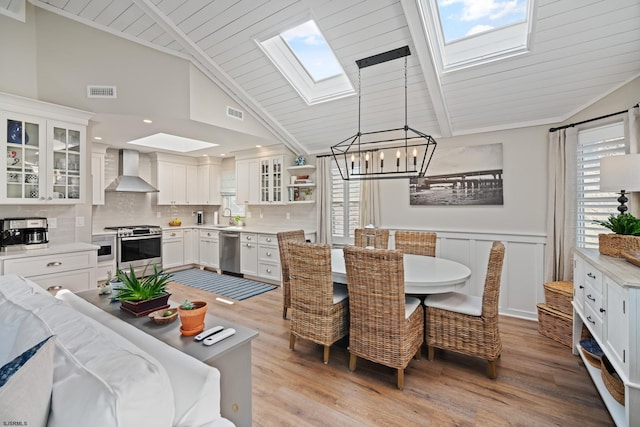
[[167, 279, 614, 427]]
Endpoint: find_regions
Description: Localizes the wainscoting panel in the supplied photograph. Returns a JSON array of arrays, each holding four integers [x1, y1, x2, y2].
[[391, 230, 546, 321]]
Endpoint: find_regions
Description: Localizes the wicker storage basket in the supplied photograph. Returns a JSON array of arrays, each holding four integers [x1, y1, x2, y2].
[[599, 234, 640, 258], [601, 355, 625, 405], [537, 303, 572, 347], [543, 281, 573, 315]]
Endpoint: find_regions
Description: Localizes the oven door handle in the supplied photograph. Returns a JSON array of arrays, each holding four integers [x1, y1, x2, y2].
[[120, 234, 161, 242]]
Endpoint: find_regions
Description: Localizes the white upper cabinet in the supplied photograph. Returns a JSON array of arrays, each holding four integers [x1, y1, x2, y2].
[[151, 153, 222, 206], [0, 93, 91, 205]]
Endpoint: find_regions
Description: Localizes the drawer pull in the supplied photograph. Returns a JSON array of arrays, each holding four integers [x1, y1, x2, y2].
[[586, 294, 595, 302], [171, 233, 176, 237], [586, 315, 595, 325], [587, 272, 596, 279], [246, 244, 253, 248], [47, 261, 62, 267], [47, 286, 62, 293], [599, 307, 606, 313], [246, 236, 252, 240]]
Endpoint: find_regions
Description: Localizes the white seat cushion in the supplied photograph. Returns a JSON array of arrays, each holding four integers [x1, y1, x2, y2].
[[424, 292, 482, 316], [405, 296, 421, 319], [333, 283, 348, 303]]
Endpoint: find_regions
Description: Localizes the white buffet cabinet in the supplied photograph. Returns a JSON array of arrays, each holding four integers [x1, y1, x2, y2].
[[573, 248, 640, 427], [0, 243, 98, 292]]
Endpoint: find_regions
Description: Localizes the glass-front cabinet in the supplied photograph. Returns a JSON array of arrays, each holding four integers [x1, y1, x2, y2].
[[1, 112, 86, 204], [259, 156, 284, 204]]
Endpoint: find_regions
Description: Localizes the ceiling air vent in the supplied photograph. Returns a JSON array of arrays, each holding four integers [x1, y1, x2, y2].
[[226, 106, 244, 120], [87, 85, 117, 99]]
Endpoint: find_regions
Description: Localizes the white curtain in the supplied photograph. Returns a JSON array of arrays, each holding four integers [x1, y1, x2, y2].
[[315, 156, 333, 245], [544, 128, 578, 282], [359, 179, 381, 227], [629, 105, 640, 215]]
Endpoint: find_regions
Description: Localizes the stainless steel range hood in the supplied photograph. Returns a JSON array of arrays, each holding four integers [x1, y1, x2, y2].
[[105, 149, 159, 193]]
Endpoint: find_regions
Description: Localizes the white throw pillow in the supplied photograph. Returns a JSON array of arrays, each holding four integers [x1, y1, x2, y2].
[[0, 335, 56, 427]]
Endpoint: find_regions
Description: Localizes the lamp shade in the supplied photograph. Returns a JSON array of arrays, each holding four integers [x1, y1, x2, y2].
[[599, 154, 640, 192]]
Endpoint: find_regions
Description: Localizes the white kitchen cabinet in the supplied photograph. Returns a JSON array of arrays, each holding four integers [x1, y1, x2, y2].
[[573, 249, 640, 427], [155, 161, 187, 205], [183, 228, 199, 265], [91, 145, 106, 205], [259, 156, 285, 204], [198, 163, 221, 205], [240, 232, 258, 276], [0, 244, 97, 292], [162, 229, 184, 269], [199, 229, 219, 269], [0, 95, 90, 205], [185, 165, 198, 205], [236, 158, 259, 205], [257, 233, 280, 282]]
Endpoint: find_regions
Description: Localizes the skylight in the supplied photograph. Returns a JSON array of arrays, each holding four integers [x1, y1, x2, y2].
[[420, 0, 532, 71], [437, 0, 527, 43], [258, 20, 354, 105], [281, 20, 343, 82], [127, 133, 218, 153]]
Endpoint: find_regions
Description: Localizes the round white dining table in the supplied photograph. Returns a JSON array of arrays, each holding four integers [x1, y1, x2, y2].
[[331, 248, 471, 294]]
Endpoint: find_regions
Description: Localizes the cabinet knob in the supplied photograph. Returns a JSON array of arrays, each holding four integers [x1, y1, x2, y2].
[[246, 243, 252, 248], [266, 252, 271, 257], [266, 268, 272, 273], [246, 236, 252, 240], [579, 285, 584, 289], [586, 294, 595, 302], [599, 308, 606, 313], [266, 238, 272, 242], [171, 233, 176, 236]]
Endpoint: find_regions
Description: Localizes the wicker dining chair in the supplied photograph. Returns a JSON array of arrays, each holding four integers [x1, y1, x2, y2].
[[276, 229, 306, 319], [354, 228, 390, 249], [424, 241, 505, 379], [343, 245, 423, 389], [394, 230, 437, 257], [287, 241, 349, 364]]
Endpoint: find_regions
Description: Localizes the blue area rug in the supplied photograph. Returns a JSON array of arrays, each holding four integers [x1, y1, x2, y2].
[[169, 269, 276, 301]]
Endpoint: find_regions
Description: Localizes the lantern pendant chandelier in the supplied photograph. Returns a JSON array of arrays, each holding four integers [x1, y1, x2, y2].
[[331, 46, 437, 180]]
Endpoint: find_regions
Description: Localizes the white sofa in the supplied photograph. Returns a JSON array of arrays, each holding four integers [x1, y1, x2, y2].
[[0, 274, 234, 427]]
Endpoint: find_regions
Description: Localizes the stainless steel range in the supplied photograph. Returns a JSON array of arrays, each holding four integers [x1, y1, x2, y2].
[[104, 225, 162, 275]]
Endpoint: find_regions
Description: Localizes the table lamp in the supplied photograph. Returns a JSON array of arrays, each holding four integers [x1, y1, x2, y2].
[[599, 154, 640, 214]]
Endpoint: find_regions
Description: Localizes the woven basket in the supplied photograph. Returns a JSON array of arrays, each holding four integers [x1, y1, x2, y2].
[[599, 234, 640, 258], [537, 303, 572, 347], [601, 355, 624, 405], [543, 281, 573, 316]]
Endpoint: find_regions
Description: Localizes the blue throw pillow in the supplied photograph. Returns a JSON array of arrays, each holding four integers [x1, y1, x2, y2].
[[0, 335, 54, 387]]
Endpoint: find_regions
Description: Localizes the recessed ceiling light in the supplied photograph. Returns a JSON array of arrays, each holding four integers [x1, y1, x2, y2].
[[220, 153, 226, 156], [94, 136, 102, 140], [127, 133, 218, 153], [256, 145, 262, 148], [143, 119, 153, 124]]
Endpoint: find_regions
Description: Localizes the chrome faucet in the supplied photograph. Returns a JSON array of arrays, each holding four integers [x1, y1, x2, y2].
[[223, 208, 233, 224]]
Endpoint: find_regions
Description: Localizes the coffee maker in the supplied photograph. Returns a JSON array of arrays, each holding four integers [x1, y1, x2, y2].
[[0, 217, 49, 252], [196, 211, 204, 225]]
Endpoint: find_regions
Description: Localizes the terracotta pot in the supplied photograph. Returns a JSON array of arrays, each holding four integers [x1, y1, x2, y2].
[[598, 234, 640, 258], [177, 301, 208, 334]]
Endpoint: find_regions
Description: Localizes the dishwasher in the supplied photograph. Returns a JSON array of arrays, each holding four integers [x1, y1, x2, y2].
[[219, 231, 241, 276]]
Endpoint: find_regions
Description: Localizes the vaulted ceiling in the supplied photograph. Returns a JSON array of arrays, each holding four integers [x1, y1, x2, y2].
[[18, 0, 640, 156]]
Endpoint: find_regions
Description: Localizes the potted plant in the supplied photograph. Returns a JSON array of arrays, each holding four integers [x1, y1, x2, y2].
[[114, 264, 172, 317], [595, 213, 640, 257], [177, 299, 208, 336]]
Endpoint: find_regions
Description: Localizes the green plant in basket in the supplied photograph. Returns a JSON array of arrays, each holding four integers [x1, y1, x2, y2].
[[114, 263, 172, 302], [594, 213, 640, 236]]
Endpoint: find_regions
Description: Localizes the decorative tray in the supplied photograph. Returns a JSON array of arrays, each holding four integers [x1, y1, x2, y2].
[[580, 338, 604, 369], [621, 250, 640, 268]]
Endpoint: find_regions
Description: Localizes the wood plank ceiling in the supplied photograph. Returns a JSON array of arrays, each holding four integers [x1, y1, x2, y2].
[[25, 0, 640, 155]]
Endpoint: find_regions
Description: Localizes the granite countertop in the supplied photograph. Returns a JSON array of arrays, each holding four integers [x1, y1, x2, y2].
[[159, 224, 316, 235], [0, 242, 99, 260]]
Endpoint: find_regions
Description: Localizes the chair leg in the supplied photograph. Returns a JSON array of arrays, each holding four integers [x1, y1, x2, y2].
[[397, 368, 405, 390], [282, 306, 288, 319], [289, 333, 296, 350], [414, 347, 422, 361], [349, 353, 357, 372], [427, 346, 435, 361], [323, 345, 330, 364], [487, 360, 497, 379]]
